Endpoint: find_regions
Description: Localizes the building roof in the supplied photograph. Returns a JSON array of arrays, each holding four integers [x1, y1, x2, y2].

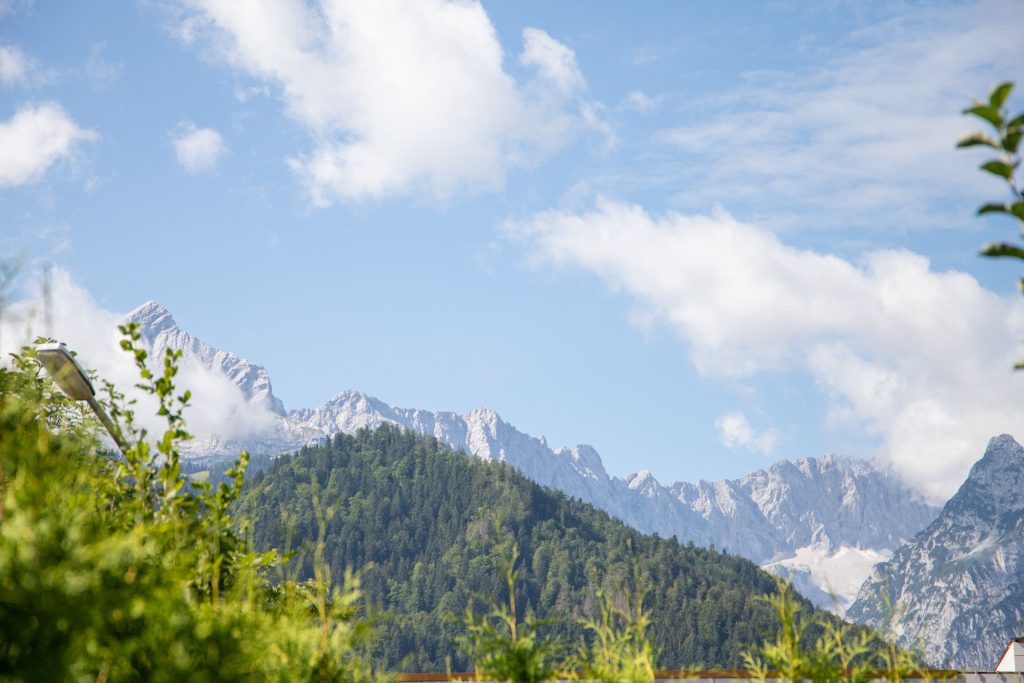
[[995, 638, 1024, 672]]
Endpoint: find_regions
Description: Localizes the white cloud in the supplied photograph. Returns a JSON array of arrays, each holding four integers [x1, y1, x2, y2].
[[580, 100, 617, 151], [234, 84, 269, 102], [0, 103, 97, 187], [657, 1, 1024, 230], [176, 0, 592, 204], [0, 0, 33, 17], [173, 122, 226, 174], [715, 411, 778, 455], [85, 43, 123, 90], [0, 268, 278, 444], [520, 27, 584, 96], [509, 198, 1024, 502], [0, 45, 29, 84], [0, 45, 54, 88], [622, 90, 655, 113]]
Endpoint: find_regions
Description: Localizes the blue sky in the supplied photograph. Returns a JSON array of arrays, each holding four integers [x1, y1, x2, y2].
[[1, 0, 1023, 498]]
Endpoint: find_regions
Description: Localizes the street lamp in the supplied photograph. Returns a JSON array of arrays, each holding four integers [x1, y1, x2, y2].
[[36, 342, 128, 454]]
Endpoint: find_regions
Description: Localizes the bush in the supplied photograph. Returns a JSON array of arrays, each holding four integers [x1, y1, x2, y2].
[[0, 326, 388, 682]]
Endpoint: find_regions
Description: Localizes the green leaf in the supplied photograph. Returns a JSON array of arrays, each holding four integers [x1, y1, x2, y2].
[[1009, 113, 1024, 129], [1015, 358, 1024, 371], [980, 241, 1024, 259], [989, 82, 1014, 110], [978, 203, 1011, 215], [956, 132, 999, 149], [1012, 202, 1024, 221], [1002, 130, 1022, 154], [964, 104, 1003, 126], [980, 160, 1015, 179]]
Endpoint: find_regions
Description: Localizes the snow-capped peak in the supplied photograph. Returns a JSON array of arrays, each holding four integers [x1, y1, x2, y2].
[[625, 470, 667, 500], [127, 300, 177, 336], [125, 301, 285, 416]]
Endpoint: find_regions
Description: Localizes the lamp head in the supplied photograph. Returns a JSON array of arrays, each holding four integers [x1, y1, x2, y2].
[[36, 342, 95, 401]]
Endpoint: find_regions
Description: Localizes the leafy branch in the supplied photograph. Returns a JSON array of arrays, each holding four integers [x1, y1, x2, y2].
[[960, 81, 1024, 367]]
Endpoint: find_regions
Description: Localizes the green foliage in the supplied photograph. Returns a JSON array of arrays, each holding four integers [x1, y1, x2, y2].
[[815, 613, 875, 683], [461, 541, 562, 683], [240, 426, 821, 671], [0, 330, 388, 682], [742, 578, 934, 683], [573, 552, 657, 683], [961, 81, 1024, 367], [742, 579, 833, 683]]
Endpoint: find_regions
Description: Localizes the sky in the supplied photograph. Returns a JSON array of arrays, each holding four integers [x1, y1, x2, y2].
[[1, 0, 1023, 501]]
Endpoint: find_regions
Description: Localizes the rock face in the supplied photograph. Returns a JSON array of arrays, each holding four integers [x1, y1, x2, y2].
[[125, 301, 939, 611], [126, 302, 321, 457], [847, 434, 1024, 670], [128, 302, 285, 416]]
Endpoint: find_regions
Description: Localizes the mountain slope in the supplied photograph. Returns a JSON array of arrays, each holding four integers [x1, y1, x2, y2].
[[126, 302, 322, 457], [239, 425, 820, 671], [129, 301, 286, 416], [126, 301, 938, 611], [847, 434, 1024, 669], [677, 455, 936, 613]]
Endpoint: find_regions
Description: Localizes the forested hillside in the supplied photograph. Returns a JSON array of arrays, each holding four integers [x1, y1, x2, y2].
[[239, 426, 819, 671]]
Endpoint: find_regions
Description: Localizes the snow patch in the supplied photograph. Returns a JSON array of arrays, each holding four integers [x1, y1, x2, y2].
[[763, 545, 892, 615]]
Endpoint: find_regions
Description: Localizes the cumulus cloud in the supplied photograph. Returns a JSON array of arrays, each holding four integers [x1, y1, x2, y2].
[[173, 121, 226, 173], [176, 0, 593, 204], [657, 1, 1024, 230], [508, 199, 1024, 502], [520, 27, 585, 96], [0, 103, 96, 187], [0, 268, 278, 445], [715, 411, 778, 455]]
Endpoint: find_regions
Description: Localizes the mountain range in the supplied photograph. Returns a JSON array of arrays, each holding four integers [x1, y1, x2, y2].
[[126, 300, 940, 614]]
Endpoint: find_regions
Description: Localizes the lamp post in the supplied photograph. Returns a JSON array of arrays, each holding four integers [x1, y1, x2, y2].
[[36, 342, 128, 455]]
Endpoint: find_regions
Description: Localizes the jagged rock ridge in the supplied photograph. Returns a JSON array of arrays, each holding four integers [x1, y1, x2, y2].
[[847, 434, 1024, 670], [126, 302, 321, 456], [129, 301, 285, 416]]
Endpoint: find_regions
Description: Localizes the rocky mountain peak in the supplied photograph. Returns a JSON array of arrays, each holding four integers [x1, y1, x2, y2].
[[847, 434, 1024, 669], [125, 300, 286, 417], [558, 444, 606, 480], [942, 433, 1024, 524], [126, 300, 177, 337], [967, 433, 1024, 478], [465, 407, 501, 428], [628, 469, 655, 485]]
